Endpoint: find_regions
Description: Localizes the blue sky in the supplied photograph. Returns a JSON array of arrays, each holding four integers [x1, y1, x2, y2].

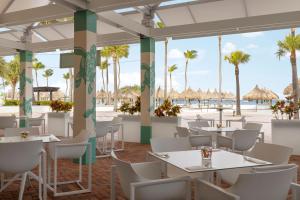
[[5, 28, 299, 98]]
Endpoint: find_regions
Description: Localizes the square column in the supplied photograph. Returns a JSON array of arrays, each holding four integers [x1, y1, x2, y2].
[[19, 50, 33, 127], [140, 36, 155, 144], [73, 10, 97, 163]]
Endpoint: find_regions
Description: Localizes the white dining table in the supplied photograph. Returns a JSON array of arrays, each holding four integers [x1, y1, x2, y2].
[[149, 149, 272, 173]]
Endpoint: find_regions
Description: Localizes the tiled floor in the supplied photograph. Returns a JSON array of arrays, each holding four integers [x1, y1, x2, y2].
[[0, 142, 299, 200]]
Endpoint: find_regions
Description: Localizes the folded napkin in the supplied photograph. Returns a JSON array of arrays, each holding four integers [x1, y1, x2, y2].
[[154, 152, 169, 158], [244, 156, 268, 165], [185, 165, 212, 171]]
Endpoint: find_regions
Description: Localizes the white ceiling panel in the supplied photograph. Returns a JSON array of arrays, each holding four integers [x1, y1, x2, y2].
[[126, 13, 143, 23], [0, 33, 19, 41], [245, 0, 300, 16], [52, 23, 74, 39], [35, 27, 65, 41], [156, 6, 194, 26], [97, 21, 124, 34], [189, 0, 245, 23], [6, 0, 50, 13]]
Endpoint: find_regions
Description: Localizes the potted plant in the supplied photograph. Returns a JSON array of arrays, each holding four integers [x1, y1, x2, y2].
[[271, 97, 300, 155], [48, 100, 73, 137], [118, 98, 181, 142]]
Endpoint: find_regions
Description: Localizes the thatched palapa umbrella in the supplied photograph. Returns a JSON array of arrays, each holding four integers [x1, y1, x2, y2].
[[169, 89, 180, 100], [283, 79, 300, 96]]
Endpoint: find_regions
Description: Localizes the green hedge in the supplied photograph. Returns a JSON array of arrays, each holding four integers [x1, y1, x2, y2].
[[33, 101, 51, 105], [3, 99, 20, 106]]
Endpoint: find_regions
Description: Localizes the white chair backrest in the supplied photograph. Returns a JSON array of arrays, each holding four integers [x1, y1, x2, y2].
[[151, 137, 191, 152], [176, 126, 190, 137], [49, 129, 90, 159], [243, 122, 262, 131], [246, 143, 292, 165], [0, 116, 16, 129], [0, 140, 43, 173], [232, 130, 258, 152], [189, 135, 212, 148], [196, 114, 203, 119], [111, 151, 142, 199], [112, 117, 122, 124], [28, 113, 45, 126], [230, 164, 297, 200], [133, 176, 191, 200], [95, 121, 110, 138], [188, 121, 210, 129], [4, 127, 40, 137], [110, 117, 122, 133]]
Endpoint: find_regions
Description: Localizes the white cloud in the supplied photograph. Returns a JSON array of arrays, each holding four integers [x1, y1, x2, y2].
[[168, 48, 184, 59], [241, 32, 264, 38], [222, 42, 236, 54], [106, 72, 140, 90], [246, 44, 258, 49]]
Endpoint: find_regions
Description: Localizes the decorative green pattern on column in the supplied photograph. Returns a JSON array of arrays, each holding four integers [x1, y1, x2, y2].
[[73, 10, 97, 164], [19, 50, 33, 128], [140, 36, 155, 144]]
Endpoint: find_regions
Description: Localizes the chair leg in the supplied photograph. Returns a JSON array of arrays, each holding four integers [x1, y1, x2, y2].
[[19, 173, 27, 200]]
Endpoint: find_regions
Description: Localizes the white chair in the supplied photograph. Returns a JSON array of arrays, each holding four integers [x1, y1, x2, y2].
[[47, 129, 92, 196], [0, 140, 46, 200], [108, 117, 124, 151], [196, 114, 215, 127], [27, 113, 46, 134], [95, 120, 110, 158], [150, 137, 191, 152], [197, 164, 299, 200], [226, 116, 246, 127], [0, 115, 17, 129], [219, 142, 293, 185], [188, 121, 210, 130], [111, 151, 191, 200], [4, 127, 40, 137], [189, 135, 213, 149], [217, 130, 258, 153], [175, 126, 190, 137], [243, 122, 264, 142]]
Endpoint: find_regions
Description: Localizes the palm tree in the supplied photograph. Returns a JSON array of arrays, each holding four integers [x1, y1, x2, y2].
[[63, 73, 70, 98], [157, 22, 169, 99], [183, 50, 197, 92], [101, 45, 129, 111], [276, 28, 300, 119], [42, 69, 53, 87], [5, 55, 20, 99], [224, 50, 250, 116], [99, 60, 109, 93], [168, 64, 177, 92], [32, 58, 45, 87]]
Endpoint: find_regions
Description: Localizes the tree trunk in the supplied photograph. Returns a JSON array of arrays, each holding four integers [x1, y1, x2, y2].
[[117, 59, 121, 90], [69, 68, 73, 102], [291, 28, 299, 119], [46, 78, 48, 87], [106, 67, 109, 105], [185, 60, 188, 105], [35, 70, 38, 87], [65, 79, 68, 98], [2, 78, 6, 100], [164, 39, 168, 99], [113, 57, 118, 111], [12, 84, 16, 100], [169, 72, 172, 93], [101, 69, 105, 92], [235, 65, 241, 115]]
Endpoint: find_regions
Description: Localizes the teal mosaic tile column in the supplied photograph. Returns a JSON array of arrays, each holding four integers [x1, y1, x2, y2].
[[19, 50, 33, 127], [140, 36, 155, 144], [73, 10, 97, 164]]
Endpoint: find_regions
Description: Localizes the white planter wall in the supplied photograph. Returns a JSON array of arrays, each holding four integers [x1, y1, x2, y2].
[[48, 112, 70, 137], [119, 115, 179, 143], [272, 119, 300, 155]]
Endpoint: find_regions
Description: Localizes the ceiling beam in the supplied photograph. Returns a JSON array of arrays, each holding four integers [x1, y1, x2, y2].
[[1, 0, 15, 14], [27, 32, 139, 53], [151, 10, 300, 39], [0, 38, 25, 50], [97, 11, 150, 37], [52, 0, 88, 10]]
